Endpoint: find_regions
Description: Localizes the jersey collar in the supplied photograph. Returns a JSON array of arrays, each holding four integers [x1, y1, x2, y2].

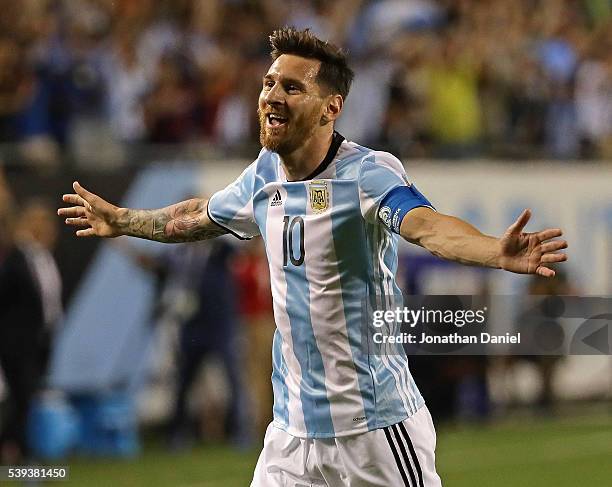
[[282, 131, 345, 182]]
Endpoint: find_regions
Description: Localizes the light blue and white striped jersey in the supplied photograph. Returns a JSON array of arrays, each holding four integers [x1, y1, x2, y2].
[[208, 132, 428, 438]]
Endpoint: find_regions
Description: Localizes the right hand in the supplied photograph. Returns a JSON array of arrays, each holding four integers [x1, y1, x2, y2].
[[58, 181, 124, 237]]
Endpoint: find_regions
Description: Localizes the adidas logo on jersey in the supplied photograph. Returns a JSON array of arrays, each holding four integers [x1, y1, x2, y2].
[[270, 190, 283, 207]]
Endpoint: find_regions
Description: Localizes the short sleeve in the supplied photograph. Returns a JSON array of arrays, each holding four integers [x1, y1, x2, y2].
[[358, 152, 411, 223], [207, 162, 260, 239]]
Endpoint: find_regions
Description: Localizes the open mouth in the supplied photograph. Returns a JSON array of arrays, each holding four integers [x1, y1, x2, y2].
[[266, 113, 288, 128]]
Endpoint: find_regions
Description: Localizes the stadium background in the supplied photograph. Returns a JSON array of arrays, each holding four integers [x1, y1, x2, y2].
[[1, 0, 611, 486]]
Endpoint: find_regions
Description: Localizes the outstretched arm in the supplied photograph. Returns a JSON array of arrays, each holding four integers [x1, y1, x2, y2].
[[400, 207, 567, 277], [58, 181, 227, 242]]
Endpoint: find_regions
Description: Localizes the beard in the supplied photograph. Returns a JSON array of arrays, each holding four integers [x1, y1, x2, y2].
[[258, 107, 320, 156]]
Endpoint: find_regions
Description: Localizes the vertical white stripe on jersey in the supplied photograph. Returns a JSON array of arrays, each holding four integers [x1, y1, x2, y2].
[[378, 229, 419, 413], [264, 185, 307, 434], [372, 224, 418, 415], [302, 178, 367, 434], [370, 224, 412, 416]]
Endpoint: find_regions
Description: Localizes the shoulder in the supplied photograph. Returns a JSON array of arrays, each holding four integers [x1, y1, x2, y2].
[[366, 150, 404, 171], [228, 149, 275, 188], [339, 139, 403, 171], [354, 146, 407, 182], [333, 138, 407, 183], [244, 149, 269, 177], [333, 139, 382, 179], [251, 148, 280, 184]]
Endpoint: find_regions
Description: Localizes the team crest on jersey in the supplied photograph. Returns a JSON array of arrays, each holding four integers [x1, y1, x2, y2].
[[309, 180, 329, 213]]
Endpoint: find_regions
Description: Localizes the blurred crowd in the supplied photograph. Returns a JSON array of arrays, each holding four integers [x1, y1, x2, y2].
[[0, 0, 611, 166]]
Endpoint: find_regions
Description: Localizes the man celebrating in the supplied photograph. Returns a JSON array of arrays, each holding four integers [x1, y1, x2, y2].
[[59, 28, 567, 486]]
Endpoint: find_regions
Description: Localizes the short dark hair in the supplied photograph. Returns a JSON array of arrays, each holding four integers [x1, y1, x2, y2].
[[269, 27, 354, 100]]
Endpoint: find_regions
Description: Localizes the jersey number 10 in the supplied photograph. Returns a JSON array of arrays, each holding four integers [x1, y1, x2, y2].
[[282, 216, 305, 267]]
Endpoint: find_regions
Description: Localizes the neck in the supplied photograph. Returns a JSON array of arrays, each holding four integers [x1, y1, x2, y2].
[[280, 127, 334, 181]]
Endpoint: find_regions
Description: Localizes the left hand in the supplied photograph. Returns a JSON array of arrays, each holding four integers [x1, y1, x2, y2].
[[498, 209, 567, 277]]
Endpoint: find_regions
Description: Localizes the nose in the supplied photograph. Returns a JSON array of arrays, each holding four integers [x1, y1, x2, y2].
[[263, 83, 285, 106]]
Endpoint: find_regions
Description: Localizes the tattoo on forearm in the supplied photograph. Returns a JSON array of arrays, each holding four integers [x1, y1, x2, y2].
[[128, 216, 149, 236], [121, 198, 227, 242]]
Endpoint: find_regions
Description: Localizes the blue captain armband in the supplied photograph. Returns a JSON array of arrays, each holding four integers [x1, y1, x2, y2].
[[378, 185, 434, 234]]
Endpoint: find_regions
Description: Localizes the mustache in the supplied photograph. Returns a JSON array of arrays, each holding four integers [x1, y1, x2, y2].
[[258, 107, 289, 118]]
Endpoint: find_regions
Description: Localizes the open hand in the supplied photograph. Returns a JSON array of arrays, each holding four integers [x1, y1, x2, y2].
[[498, 209, 567, 277], [57, 181, 123, 237]]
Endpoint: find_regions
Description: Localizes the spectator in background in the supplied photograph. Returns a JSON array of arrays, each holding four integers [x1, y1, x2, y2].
[[210, 52, 263, 150], [196, 2, 270, 147], [575, 24, 612, 158], [114, 195, 249, 447], [511, 269, 574, 412], [112, 238, 172, 327], [0, 199, 62, 463], [165, 239, 248, 449], [233, 239, 275, 438], [425, 29, 483, 158], [143, 52, 199, 144], [537, 21, 581, 159], [101, 23, 150, 145], [381, 29, 436, 158], [0, 35, 35, 144]]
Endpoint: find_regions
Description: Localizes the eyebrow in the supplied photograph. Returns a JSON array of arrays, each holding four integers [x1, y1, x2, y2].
[[263, 74, 307, 90]]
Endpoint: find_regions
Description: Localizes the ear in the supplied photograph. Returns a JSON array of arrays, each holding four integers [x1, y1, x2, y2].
[[321, 94, 343, 125]]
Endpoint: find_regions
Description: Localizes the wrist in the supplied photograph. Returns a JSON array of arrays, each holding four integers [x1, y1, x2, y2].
[[491, 238, 503, 269], [115, 207, 131, 235]]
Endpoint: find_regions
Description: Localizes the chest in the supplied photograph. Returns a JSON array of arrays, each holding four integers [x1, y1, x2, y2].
[[254, 179, 362, 270]]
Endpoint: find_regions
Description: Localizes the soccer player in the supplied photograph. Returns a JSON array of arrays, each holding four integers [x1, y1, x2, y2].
[[58, 28, 568, 487]]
